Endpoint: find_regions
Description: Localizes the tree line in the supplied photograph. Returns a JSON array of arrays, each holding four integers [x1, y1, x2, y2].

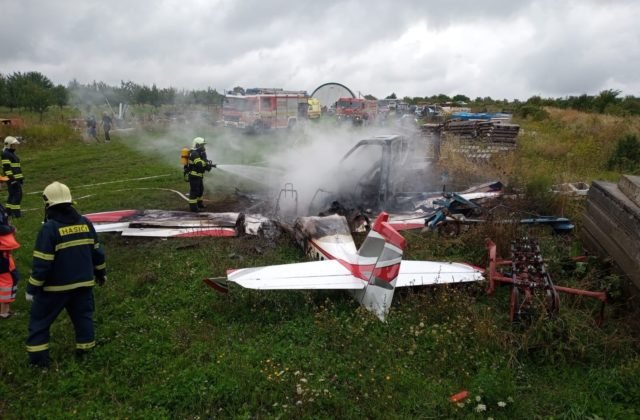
[[2, 71, 640, 121], [0, 71, 224, 121], [378, 90, 640, 117]]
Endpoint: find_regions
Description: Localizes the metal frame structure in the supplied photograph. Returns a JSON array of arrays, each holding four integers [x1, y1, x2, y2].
[[485, 238, 607, 324]]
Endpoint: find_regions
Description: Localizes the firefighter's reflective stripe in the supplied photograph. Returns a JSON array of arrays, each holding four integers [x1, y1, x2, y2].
[[5, 204, 20, 210], [54, 238, 95, 251], [9, 163, 20, 167], [14, 173, 23, 179], [28, 277, 45, 287], [76, 341, 96, 350], [94, 263, 106, 270], [3, 170, 13, 176], [43, 280, 96, 292], [26, 343, 49, 352], [189, 171, 204, 177], [33, 250, 55, 261]]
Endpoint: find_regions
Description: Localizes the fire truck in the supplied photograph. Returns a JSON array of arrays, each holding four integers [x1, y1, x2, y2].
[[335, 97, 377, 125], [222, 89, 309, 131]]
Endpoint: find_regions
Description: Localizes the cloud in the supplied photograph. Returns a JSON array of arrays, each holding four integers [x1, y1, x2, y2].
[[1, 0, 638, 99]]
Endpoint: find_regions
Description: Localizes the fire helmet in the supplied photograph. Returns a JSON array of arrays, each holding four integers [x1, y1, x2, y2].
[[43, 181, 73, 207], [4, 136, 19, 148], [192, 137, 206, 149]]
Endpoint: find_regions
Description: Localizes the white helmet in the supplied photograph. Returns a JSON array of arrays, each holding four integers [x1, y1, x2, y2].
[[192, 137, 206, 149], [4, 136, 19, 148], [43, 181, 73, 207]]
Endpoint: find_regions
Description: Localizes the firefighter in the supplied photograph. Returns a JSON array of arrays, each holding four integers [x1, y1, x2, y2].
[[25, 182, 106, 368], [187, 137, 216, 212], [2, 136, 24, 218]]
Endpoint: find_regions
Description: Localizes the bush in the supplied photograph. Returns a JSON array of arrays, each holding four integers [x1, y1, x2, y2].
[[607, 134, 640, 173]]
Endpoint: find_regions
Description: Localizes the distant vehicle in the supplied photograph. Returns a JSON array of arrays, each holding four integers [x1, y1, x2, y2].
[[222, 89, 309, 131], [335, 97, 377, 125], [308, 97, 321, 119]]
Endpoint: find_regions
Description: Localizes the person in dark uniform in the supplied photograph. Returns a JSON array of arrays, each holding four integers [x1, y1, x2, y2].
[[101, 112, 113, 142], [86, 115, 98, 142], [25, 182, 106, 368], [2, 136, 24, 218], [187, 137, 216, 212]]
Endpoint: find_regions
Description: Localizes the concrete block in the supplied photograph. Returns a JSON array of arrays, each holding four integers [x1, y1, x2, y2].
[[618, 175, 640, 208]]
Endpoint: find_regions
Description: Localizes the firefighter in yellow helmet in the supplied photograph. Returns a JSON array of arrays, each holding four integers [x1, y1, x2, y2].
[[2, 136, 24, 217], [25, 182, 106, 368], [187, 137, 216, 212]]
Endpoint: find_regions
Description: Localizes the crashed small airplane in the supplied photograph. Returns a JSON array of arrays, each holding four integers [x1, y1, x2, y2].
[[205, 212, 484, 321]]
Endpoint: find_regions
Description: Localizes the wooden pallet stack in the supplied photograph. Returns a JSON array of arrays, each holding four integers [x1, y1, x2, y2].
[[582, 175, 640, 290]]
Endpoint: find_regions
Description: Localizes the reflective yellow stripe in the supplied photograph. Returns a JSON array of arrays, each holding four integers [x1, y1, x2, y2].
[[4, 171, 13, 175], [28, 277, 45, 287], [33, 250, 55, 261], [14, 174, 23, 178], [27, 343, 49, 352], [1, 159, 10, 164], [188, 199, 197, 204], [6, 204, 20, 209], [95, 263, 106, 270], [189, 172, 203, 177], [193, 158, 205, 164], [76, 341, 96, 350], [10, 163, 20, 167], [43, 280, 95, 292], [55, 238, 95, 251]]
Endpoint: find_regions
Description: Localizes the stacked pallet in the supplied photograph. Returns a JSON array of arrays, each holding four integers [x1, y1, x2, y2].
[[582, 175, 640, 290], [441, 120, 520, 144]]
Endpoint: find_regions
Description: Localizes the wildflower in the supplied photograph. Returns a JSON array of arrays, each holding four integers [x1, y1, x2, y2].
[[475, 396, 482, 402], [475, 404, 487, 412], [419, 322, 424, 328], [507, 396, 514, 403], [498, 401, 507, 407], [296, 400, 302, 406], [456, 403, 465, 408]]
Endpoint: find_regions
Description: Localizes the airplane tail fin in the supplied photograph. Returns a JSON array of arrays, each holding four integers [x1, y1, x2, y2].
[[354, 212, 406, 321]]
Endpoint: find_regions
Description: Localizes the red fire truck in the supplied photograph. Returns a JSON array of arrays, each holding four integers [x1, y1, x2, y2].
[[222, 89, 309, 131], [335, 98, 377, 125]]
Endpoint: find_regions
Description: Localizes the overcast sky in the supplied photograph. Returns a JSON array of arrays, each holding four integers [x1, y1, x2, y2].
[[1, 0, 638, 100]]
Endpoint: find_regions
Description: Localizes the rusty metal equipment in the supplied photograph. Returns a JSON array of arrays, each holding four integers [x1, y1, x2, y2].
[[486, 237, 607, 324]]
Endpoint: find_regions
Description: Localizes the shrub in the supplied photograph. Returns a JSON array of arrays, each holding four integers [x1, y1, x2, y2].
[[607, 134, 640, 173]]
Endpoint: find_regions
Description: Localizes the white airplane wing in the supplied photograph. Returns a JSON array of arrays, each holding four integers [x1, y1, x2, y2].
[[227, 260, 366, 290], [396, 260, 484, 287]]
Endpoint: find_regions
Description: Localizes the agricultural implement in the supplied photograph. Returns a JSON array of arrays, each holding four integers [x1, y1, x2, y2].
[[486, 237, 607, 324]]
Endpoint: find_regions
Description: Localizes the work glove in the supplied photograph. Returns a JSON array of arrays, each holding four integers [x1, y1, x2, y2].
[[25, 292, 34, 303], [96, 275, 107, 286]]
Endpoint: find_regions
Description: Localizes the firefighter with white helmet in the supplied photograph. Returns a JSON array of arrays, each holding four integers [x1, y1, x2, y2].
[[25, 181, 106, 367], [187, 137, 216, 212], [2, 136, 23, 217]]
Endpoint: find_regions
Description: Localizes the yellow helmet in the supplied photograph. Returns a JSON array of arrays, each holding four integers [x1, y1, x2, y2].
[[4, 136, 19, 148], [43, 181, 73, 207], [192, 137, 206, 149]]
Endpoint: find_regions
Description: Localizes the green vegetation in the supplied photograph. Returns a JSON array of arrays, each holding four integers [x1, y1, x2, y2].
[[0, 108, 639, 418]]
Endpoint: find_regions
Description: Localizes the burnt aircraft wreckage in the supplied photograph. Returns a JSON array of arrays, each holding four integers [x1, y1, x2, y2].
[[87, 134, 573, 238]]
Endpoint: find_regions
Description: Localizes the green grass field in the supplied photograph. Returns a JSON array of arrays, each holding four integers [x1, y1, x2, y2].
[[0, 110, 639, 418]]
